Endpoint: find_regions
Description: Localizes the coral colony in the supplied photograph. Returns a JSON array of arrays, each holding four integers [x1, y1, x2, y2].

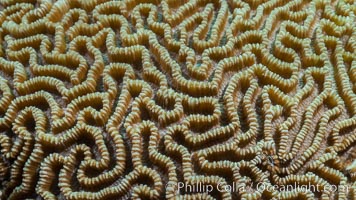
[[0, 0, 355, 199]]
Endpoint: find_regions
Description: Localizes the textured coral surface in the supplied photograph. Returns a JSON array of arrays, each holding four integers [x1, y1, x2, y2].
[[0, 0, 355, 199]]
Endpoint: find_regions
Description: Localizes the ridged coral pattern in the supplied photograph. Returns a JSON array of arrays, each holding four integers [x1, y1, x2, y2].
[[0, 0, 355, 199]]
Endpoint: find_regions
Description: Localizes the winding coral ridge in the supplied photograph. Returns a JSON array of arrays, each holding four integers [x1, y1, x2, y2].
[[0, 0, 355, 199]]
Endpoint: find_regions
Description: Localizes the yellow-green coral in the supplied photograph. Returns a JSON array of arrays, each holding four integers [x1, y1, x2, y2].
[[0, 0, 355, 199]]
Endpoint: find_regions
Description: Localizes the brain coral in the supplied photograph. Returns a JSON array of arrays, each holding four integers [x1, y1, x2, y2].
[[0, 0, 355, 199]]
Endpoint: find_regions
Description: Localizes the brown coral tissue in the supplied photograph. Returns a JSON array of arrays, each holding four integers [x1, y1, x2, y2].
[[0, 0, 355, 199]]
